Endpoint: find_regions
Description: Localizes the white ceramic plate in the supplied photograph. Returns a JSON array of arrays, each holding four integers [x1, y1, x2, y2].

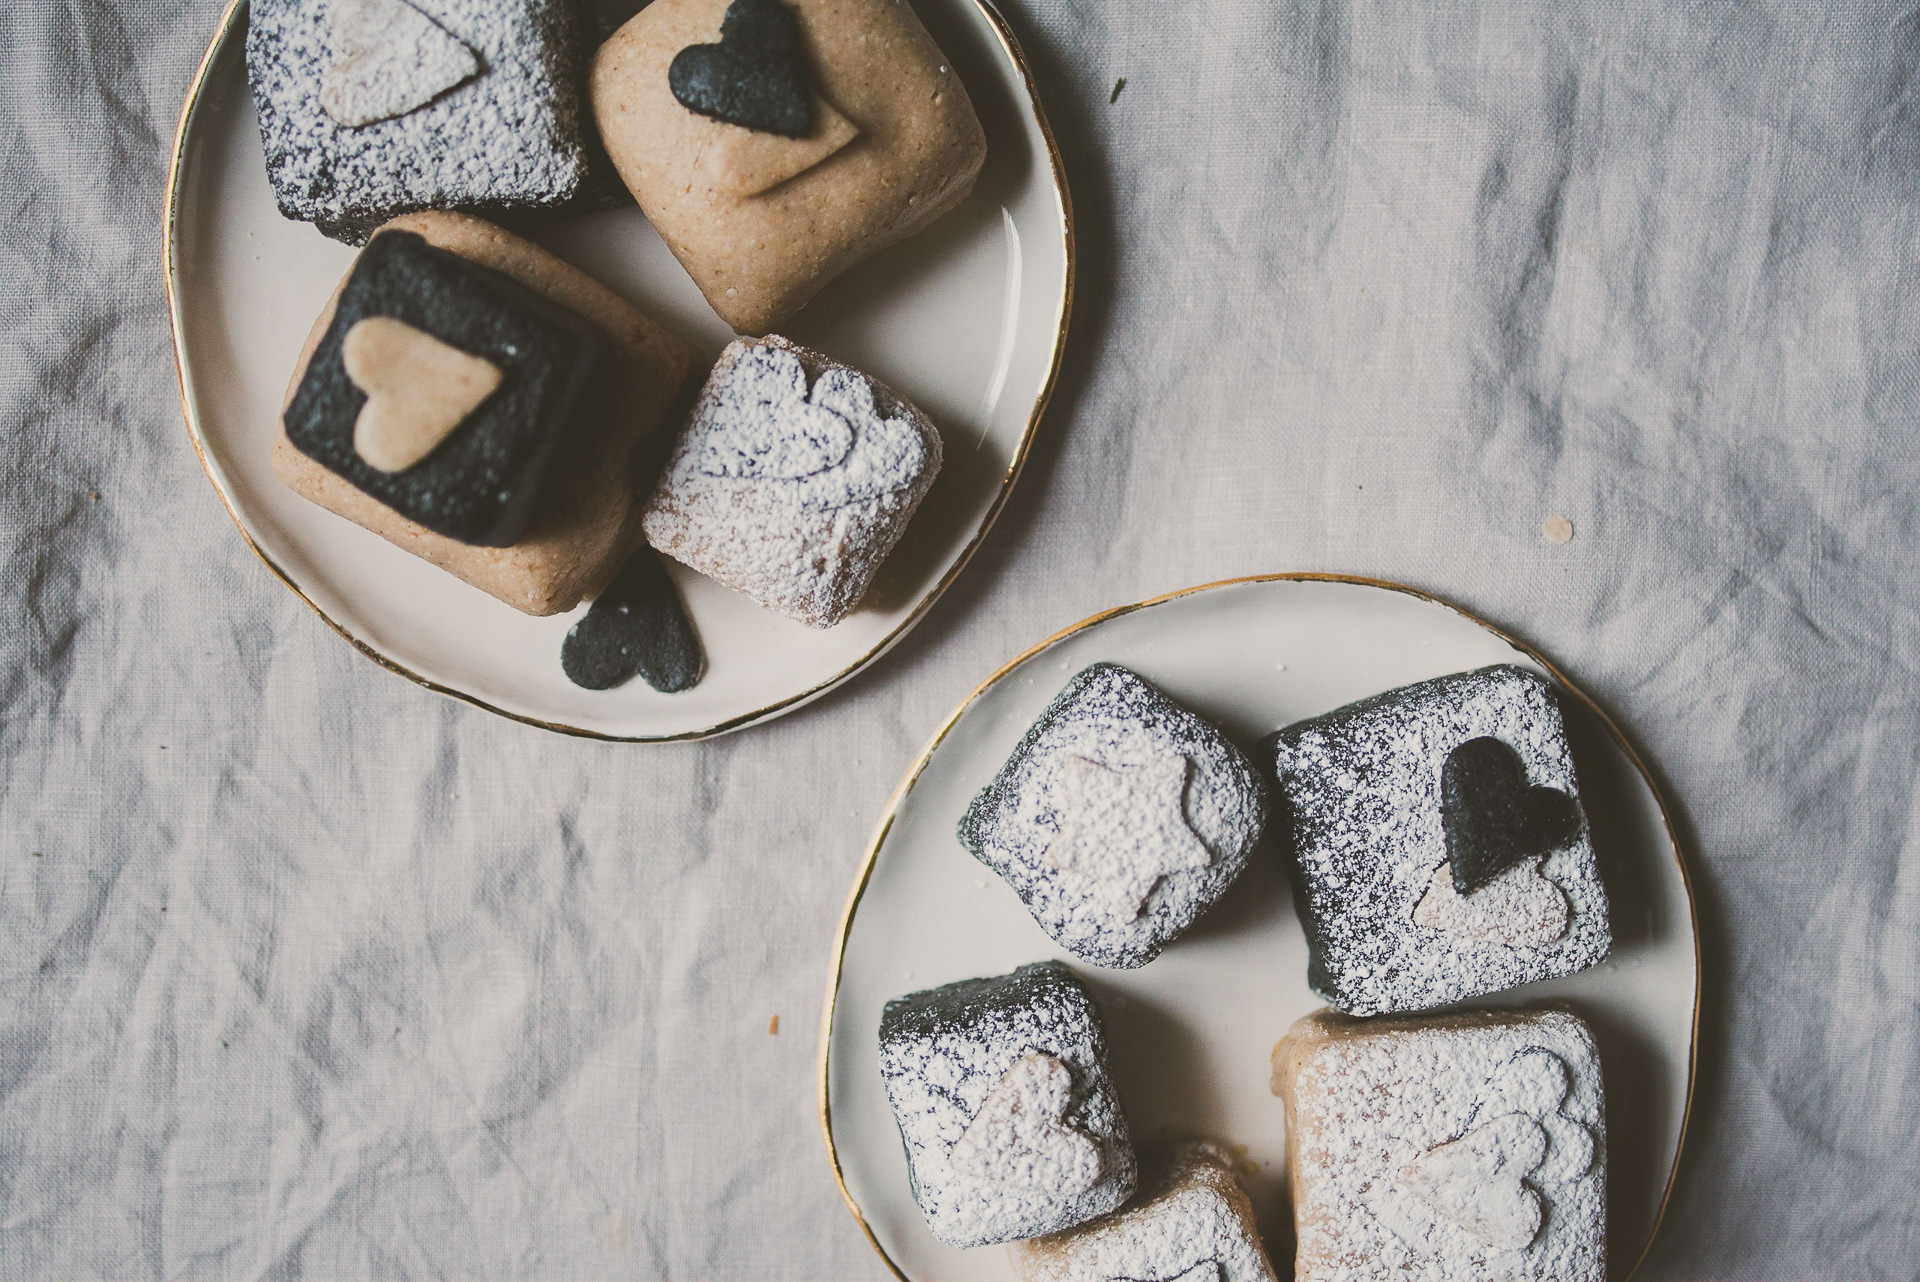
[[821, 575, 1698, 1282], [165, 0, 1072, 740]]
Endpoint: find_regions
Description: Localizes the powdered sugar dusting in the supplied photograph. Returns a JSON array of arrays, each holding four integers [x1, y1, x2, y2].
[[1010, 1141, 1279, 1282], [959, 664, 1269, 970], [879, 962, 1135, 1248], [248, 0, 589, 242], [1044, 755, 1214, 923], [949, 1051, 1104, 1197], [643, 337, 942, 628], [319, 0, 480, 128], [1142, 1264, 1223, 1282], [1279, 1009, 1606, 1282], [683, 342, 930, 512], [1412, 858, 1569, 947], [1264, 665, 1610, 1015], [1394, 1112, 1548, 1249]]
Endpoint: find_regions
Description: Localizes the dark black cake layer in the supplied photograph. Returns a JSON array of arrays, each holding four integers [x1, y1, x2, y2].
[[284, 230, 614, 547], [881, 961, 1085, 1047]]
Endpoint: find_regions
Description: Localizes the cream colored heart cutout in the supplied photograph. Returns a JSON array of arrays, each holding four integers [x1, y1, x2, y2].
[[948, 1050, 1103, 1196], [342, 316, 503, 473], [1412, 856, 1569, 947], [1398, 1111, 1548, 1250], [320, 0, 480, 128], [700, 96, 861, 197]]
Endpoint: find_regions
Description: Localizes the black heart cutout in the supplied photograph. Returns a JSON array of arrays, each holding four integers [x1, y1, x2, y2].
[[668, 0, 812, 138], [561, 553, 705, 693], [1440, 737, 1582, 894]]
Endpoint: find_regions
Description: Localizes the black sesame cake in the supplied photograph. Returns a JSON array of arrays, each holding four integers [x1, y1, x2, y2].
[[283, 227, 614, 547], [641, 336, 942, 628], [1262, 665, 1611, 1017], [248, 0, 592, 243], [957, 664, 1269, 970], [878, 961, 1136, 1248], [273, 211, 698, 617]]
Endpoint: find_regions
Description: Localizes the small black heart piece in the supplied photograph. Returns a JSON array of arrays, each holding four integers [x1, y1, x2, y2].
[[668, 0, 813, 138], [561, 552, 706, 693], [1440, 737, 1582, 894]]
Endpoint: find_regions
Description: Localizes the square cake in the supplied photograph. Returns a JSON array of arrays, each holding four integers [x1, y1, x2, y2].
[[878, 961, 1136, 1248], [1261, 664, 1611, 1016], [641, 335, 942, 628], [274, 211, 697, 616], [1272, 1007, 1607, 1282], [249, 0, 592, 243], [1010, 1140, 1280, 1282], [958, 664, 1269, 969], [590, 0, 988, 333]]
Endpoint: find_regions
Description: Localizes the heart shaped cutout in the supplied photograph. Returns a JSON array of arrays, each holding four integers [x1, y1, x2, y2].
[[1440, 736, 1582, 894], [689, 345, 929, 512], [321, 0, 481, 129], [1478, 1048, 1596, 1186], [668, 0, 813, 138], [694, 344, 853, 481], [342, 316, 502, 473], [561, 553, 705, 693], [1398, 1112, 1548, 1251], [1412, 857, 1569, 947], [948, 1050, 1103, 1196], [1371, 1047, 1596, 1257], [702, 96, 860, 196]]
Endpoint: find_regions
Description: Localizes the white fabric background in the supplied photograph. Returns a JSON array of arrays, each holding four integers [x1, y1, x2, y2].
[[3, 0, 1918, 1277]]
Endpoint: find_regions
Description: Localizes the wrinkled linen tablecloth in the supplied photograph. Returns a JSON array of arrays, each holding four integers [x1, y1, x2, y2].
[[3, 0, 1917, 1277]]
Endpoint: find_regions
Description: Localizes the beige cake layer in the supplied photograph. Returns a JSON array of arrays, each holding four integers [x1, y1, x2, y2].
[[273, 211, 697, 616]]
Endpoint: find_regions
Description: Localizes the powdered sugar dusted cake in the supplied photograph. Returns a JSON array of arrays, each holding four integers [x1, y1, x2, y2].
[[1272, 1007, 1607, 1282], [1011, 1141, 1280, 1282], [958, 664, 1269, 969], [248, 0, 591, 243], [1261, 665, 1610, 1016], [642, 336, 942, 628], [878, 962, 1136, 1248]]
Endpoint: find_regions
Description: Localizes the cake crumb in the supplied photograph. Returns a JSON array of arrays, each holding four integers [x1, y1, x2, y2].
[[1542, 515, 1574, 544]]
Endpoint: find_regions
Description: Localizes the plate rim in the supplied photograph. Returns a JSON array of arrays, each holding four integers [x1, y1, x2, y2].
[[162, 0, 1077, 743], [815, 571, 1702, 1282]]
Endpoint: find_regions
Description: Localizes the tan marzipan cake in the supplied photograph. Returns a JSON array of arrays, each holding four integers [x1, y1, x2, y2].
[[1273, 1007, 1607, 1282], [591, 0, 987, 334]]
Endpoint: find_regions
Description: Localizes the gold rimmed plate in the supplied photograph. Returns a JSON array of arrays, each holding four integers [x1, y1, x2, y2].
[[165, 0, 1072, 740], [820, 574, 1698, 1281]]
